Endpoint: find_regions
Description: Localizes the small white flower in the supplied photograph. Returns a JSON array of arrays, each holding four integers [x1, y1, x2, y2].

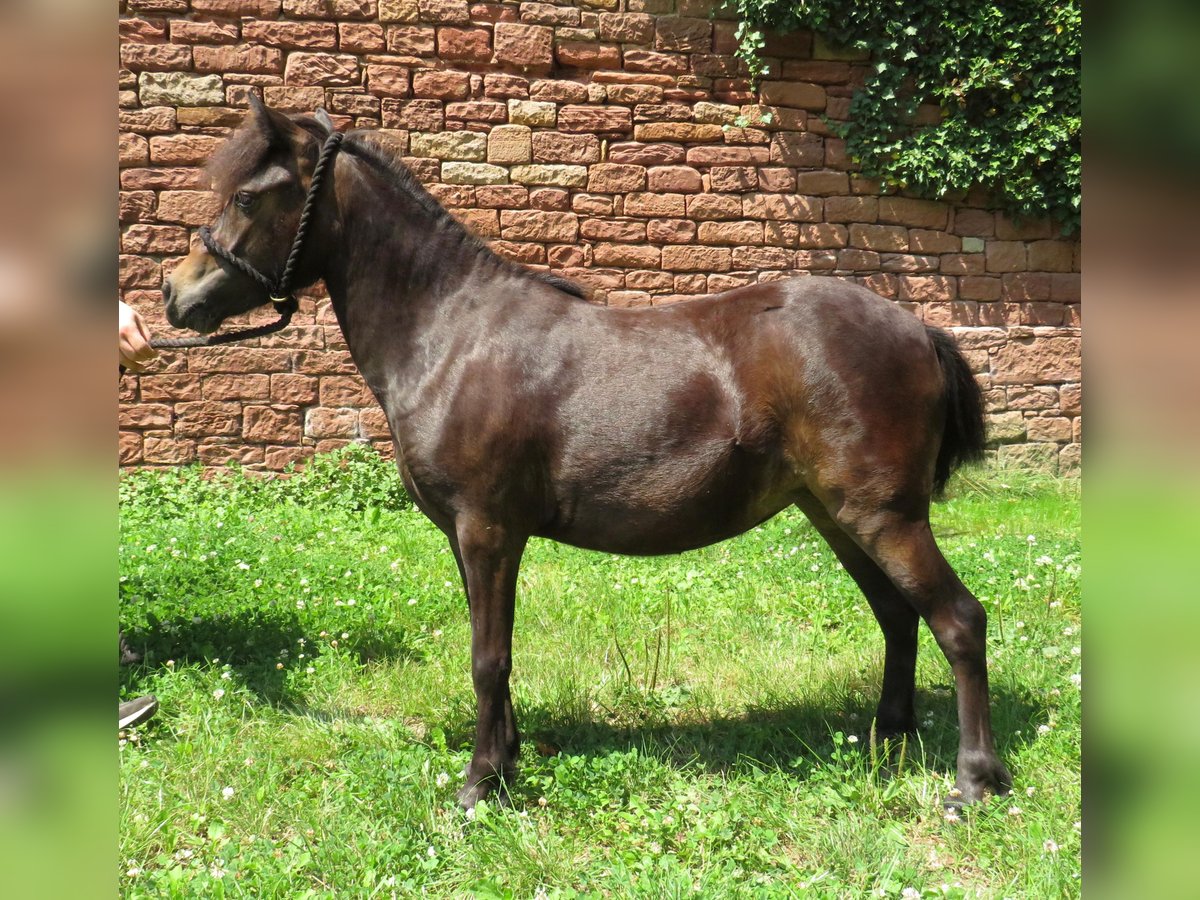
[[237, 561, 251, 570], [943, 808, 960, 823], [1044, 839, 1059, 854], [347, 599, 356, 606], [222, 786, 235, 800], [213, 688, 225, 699], [435, 772, 450, 788], [408, 598, 418, 606], [1035, 555, 1053, 566], [903, 889, 921, 899], [847, 734, 859, 743], [1070, 672, 1081, 688], [1026, 534, 1037, 544], [221, 671, 232, 680], [254, 578, 262, 587], [426, 845, 436, 858], [305, 666, 315, 674], [126, 867, 142, 877], [1008, 806, 1022, 816], [1038, 724, 1051, 735]]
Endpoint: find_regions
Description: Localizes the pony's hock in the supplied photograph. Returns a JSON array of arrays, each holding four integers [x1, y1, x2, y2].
[[165, 100, 1012, 812]]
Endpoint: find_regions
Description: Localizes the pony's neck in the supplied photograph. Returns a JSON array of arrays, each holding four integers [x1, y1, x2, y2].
[[319, 138, 505, 406]]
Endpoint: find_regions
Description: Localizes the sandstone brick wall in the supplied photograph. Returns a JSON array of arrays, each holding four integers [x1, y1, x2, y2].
[[118, 0, 1081, 474]]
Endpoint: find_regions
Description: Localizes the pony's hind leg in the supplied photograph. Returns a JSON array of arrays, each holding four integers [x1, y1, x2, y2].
[[795, 494, 919, 741], [825, 497, 1012, 807]]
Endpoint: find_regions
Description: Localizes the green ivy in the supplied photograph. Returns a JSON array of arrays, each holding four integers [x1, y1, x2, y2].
[[726, 1, 1081, 232]]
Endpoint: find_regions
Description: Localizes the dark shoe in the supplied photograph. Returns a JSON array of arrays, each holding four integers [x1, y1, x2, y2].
[[119, 695, 158, 730]]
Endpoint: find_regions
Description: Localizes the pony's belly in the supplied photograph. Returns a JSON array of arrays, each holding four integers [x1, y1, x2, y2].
[[538, 488, 794, 556]]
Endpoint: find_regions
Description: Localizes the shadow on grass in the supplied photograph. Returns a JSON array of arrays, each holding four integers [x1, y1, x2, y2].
[[119, 610, 428, 706], [437, 685, 1042, 790]]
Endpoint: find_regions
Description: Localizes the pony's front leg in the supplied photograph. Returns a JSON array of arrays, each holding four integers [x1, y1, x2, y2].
[[454, 517, 527, 811]]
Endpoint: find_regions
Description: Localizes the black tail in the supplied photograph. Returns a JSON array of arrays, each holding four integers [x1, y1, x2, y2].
[[926, 326, 986, 496]]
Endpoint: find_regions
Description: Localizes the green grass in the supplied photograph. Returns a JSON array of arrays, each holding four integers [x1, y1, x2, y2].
[[119, 450, 1081, 898]]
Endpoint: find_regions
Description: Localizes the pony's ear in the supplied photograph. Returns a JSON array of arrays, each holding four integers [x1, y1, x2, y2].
[[247, 93, 314, 154], [314, 107, 336, 135]]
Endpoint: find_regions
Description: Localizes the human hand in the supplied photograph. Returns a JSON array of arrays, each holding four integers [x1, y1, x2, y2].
[[119, 300, 156, 371]]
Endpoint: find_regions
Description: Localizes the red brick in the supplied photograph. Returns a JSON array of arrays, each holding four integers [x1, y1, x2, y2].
[[593, 243, 661, 267], [697, 220, 763, 245], [244, 405, 303, 442], [899, 275, 957, 302], [203, 374, 271, 400], [687, 194, 743, 220], [825, 195, 877, 223], [734, 246, 792, 269], [662, 245, 731, 272], [1028, 240, 1076, 272], [849, 223, 908, 252], [759, 81, 826, 110], [194, 45, 284, 74], [646, 219, 696, 243], [494, 23, 554, 71], [285, 0, 374, 15], [769, 132, 823, 166], [625, 192, 686, 217], [412, 69, 470, 99], [959, 276, 1002, 301], [271, 374, 319, 404], [243, 20, 339, 48], [580, 218, 646, 242], [192, 0, 282, 14], [419, 0, 470, 23], [120, 43, 192, 71], [607, 144, 682, 168], [647, 165, 702, 193], [532, 132, 601, 164], [119, 403, 173, 429], [143, 436, 196, 464], [655, 17, 711, 52], [156, 191, 221, 226], [122, 225, 190, 255], [499, 209, 579, 241], [387, 25, 437, 54], [305, 407, 360, 438], [340, 22, 387, 52], [796, 223, 847, 249], [284, 53, 360, 86], [742, 193, 820, 222], [170, 20, 240, 43], [175, 401, 242, 437], [599, 13, 655, 44], [685, 148, 767, 170], [624, 50, 688, 76], [556, 42, 621, 69], [366, 65, 411, 97], [710, 166, 756, 192], [986, 241, 1027, 273], [878, 197, 949, 230], [559, 105, 633, 135], [438, 26, 492, 62], [148, 134, 225, 165]]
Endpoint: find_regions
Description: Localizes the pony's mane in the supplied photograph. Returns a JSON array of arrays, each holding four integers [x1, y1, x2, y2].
[[207, 114, 589, 302], [343, 129, 590, 302]]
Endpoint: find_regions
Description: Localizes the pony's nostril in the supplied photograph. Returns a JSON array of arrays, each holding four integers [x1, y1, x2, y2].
[[162, 280, 174, 305]]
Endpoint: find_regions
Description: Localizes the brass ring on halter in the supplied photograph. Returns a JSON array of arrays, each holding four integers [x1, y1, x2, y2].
[[270, 295, 291, 305]]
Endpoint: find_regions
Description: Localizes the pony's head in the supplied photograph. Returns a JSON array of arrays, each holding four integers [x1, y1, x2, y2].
[[164, 96, 333, 333]]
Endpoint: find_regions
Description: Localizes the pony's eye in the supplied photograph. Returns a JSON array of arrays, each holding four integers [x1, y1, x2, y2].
[[234, 191, 256, 212]]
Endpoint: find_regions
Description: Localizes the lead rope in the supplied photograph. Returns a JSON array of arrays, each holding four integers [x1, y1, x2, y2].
[[149, 130, 345, 350]]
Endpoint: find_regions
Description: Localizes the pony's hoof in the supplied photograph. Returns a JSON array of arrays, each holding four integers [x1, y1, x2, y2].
[[944, 757, 1013, 811], [457, 778, 510, 813]]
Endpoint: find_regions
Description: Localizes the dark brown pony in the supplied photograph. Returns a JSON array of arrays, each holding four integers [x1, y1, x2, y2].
[[165, 99, 1011, 811]]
